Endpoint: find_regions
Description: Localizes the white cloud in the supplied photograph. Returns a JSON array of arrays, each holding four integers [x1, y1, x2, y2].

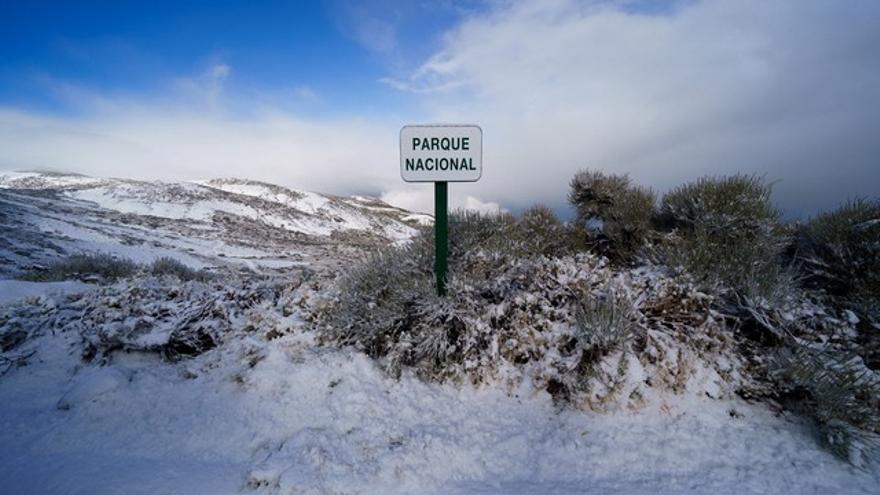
[[331, 0, 404, 55], [292, 85, 319, 102], [403, 0, 880, 215], [0, 106, 397, 196], [380, 189, 432, 213], [463, 196, 505, 214], [381, 188, 505, 215], [172, 61, 234, 108], [209, 63, 231, 80]]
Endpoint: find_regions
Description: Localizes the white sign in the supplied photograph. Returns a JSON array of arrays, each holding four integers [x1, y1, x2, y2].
[[400, 125, 482, 182]]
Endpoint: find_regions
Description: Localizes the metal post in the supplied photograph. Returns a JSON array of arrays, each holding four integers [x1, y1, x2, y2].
[[434, 181, 448, 296]]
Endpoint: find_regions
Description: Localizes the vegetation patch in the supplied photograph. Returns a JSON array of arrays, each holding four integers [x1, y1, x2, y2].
[[21, 253, 139, 282], [796, 199, 880, 366], [319, 171, 880, 466], [19, 253, 213, 283], [149, 257, 215, 282], [320, 210, 735, 411], [568, 169, 656, 263]]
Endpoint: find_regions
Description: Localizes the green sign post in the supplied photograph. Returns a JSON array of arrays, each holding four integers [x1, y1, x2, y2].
[[400, 125, 482, 296], [434, 181, 448, 296]]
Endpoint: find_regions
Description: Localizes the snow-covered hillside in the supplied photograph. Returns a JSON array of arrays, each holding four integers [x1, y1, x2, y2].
[[0, 173, 877, 494], [0, 172, 431, 278]]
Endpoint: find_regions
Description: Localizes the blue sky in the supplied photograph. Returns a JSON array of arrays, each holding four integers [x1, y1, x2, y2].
[[0, 0, 469, 117], [1, 0, 878, 216]]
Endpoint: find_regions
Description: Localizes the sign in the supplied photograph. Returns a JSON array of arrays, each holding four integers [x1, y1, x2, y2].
[[399, 124, 483, 297], [400, 125, 482, 182]]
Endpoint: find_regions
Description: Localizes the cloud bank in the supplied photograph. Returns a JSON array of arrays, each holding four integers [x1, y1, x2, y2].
[[403, 0, 880, 216], [2, 0, 879, 217]]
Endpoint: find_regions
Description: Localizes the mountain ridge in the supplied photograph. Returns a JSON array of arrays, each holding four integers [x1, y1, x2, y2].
[[0, 172, 431, 277]]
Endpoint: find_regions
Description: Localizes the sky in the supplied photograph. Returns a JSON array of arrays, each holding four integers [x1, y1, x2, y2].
[[1, 0, 878, 217]]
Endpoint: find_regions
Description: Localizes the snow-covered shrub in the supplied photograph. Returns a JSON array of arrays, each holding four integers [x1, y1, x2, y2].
[[321, 209, 578, 379], [660, 174, 780, 231], [149, 257, 214, 282], [0, 275, 300, 364], [448, 210, 518, 257], [656, 174, 794, 333], [796, 199, 880, 367], [321, 231, 738, 409], [324, 249, 592, 382], [442, 208, 578, 261], [568, 169, 656, 262], [21, 253, 138, 282], [324, 248, 433, 358], [800, 199, 880, 295], [573, 285, 639, 365], [518, 204, 582, 258], [777, 345, 880, 467], [659, 227, 797, 335], [20, 253, 213, 284]]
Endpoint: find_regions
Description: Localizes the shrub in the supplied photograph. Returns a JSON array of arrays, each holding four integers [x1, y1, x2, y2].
[[325, 209, 562, 363], [573, 285, 638, 366], [447, 210, 519, 261], [322, 208, 597, 382], [320, 209, 732, 409], [796, 199, 880, 368], [568, 170, 656, 262], [149, 257, 213, 282], [21, 253, 138, 282], [798, 199, 880, 309], [656, 175, 792, 310], [659, 174, 780, 232], [324, 248, 433, 359], [778, 345, 880, 467], [517, 205, 582, 258]]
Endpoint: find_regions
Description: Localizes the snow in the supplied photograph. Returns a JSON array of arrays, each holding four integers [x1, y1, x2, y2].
[[69, 187, 263, 223], [198, 179, 333, 220], [0, 172, 106, 190], [55, 366, 129, 411], [200, 179, 420, 239], [0, 171, 40, 184], [0, 280, 91, 306], [0, 327, 876, 494], [62, 177, 414, 239], [402, 213, 434, 226]]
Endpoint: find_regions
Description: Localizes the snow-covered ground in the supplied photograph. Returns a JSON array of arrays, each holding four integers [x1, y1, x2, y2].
[[1, 325, 877, 495], [0, 280, 91, 306]]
